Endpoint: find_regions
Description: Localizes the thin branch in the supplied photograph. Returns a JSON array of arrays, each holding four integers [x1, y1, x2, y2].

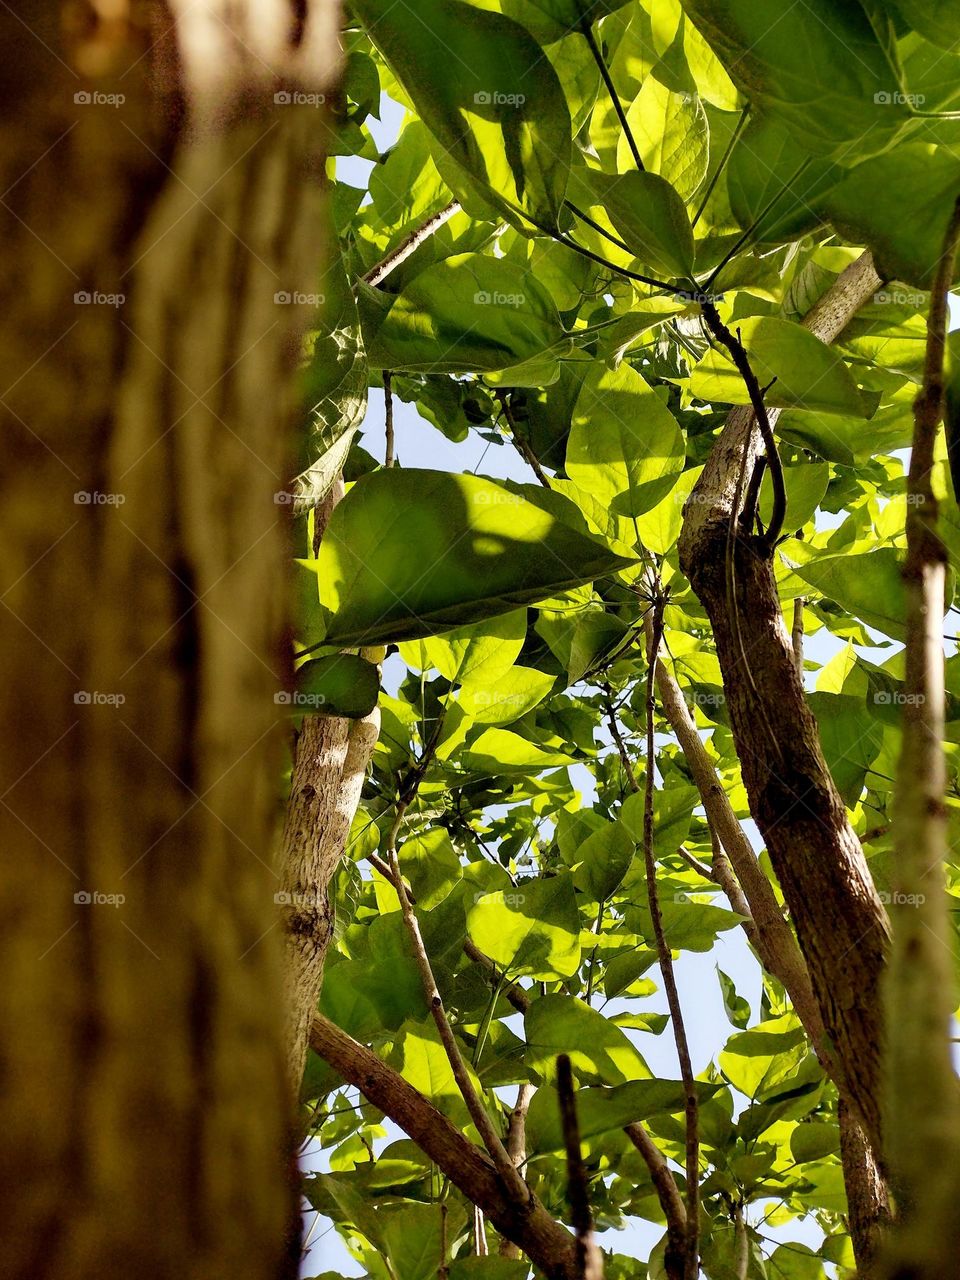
[[579, 18, 643, 171], [557, 1055, 605, 1280], [387, 802, 530, 1204], [791, 597, 804, 679], [362, 200, 461, 287], [309, 1014, 580, 1279], [566, 200, 632, 256], [692, 105, 750, 229], [733, 1204, 749, 1280], [676, 845, 714, 881], [500, 1084, 535, 1261], [643, 602, 699, 1280], [497, 390, 551, 488], [882, 192, 960, 1280], [624, 1124, 686, 1280], [383, 370, 395, 468], [699, 298, 786, 549]]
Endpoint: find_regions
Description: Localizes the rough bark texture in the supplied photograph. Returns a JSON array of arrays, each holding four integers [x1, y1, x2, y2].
[[839, 1101, 890, 1280], [311, 1013, 582, 1280], [0, 4, 338, 1277], [679, 251, 890, 1155], [880, 198, 960, 1280]]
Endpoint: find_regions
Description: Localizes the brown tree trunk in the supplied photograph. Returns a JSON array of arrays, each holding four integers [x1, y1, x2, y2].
[[0, 4, 338, 1277], [679, 252, 890, 1152]]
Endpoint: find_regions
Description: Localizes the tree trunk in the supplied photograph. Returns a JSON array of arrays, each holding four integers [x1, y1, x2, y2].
[[0, 4, 338, 1277], [679, 253, 890, 1154]]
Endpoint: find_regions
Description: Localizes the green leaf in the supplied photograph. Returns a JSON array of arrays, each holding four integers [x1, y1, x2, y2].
[[354, 0, 572, 228], [890, 0, 960, 49], [310, 470, 632, 647], [718, 968, 751, 1029], [463, 727, 574, 773], [359, 253, 567, 373], [480, 0, 633, 44], [690, 316, 875, 416], [397, 828, 463, 909], [566, 362, 685, 516], [573, 819, 636, 903], [525, 994, 651, 1085], [621, 781, 698, 855], [679, 0, 909, 156], [291, 654, 380, 719], [727, 116, 839, 244], [821, 146, 960, 289], [525, 1077, 720, 1152], [808, 692, 883, 805], [449, 1259, 529, 1280], [794, 548, 907, 640], [620, 78, 709, 201], [458, 665, 556, 725], [466, 872, 581, 978], [583, 168, 695, 278], [422, 611, 527, 685]]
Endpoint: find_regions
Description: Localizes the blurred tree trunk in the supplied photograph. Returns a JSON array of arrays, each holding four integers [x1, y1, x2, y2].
[[0, 3, 339, 1277]]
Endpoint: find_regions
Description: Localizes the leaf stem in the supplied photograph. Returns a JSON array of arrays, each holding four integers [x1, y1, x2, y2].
[[579, 17, 644, 172]]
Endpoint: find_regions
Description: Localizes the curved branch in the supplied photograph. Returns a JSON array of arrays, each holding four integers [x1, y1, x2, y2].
[[309, 1014, 580, 1280]]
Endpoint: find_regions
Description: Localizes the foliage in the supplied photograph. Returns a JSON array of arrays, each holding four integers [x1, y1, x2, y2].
[[294, 1, 960, 1275]]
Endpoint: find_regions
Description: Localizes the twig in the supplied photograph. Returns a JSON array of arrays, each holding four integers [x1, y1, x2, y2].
[[624, 1123, 686, 1280], [643, 602, 699, 1280], [699, 298, 786, 549], [676, 846, 715, 881], [363, 201, 461, 287], [497, 390, 551, 488], [791, 597, 804, 679], [733, 1203, 749, 1280], [602, 686, 641, 795], [499, 1083, 534, 1260], [383, 370, 395, 468], [387, 798, 529, 1204], [557, 1055, 605, 1280], [579, 18, 643, 172]]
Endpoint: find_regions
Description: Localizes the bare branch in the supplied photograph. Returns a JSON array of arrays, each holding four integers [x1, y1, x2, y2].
[[309, 1014, 581, 1279], [383, 370, 395, 468], [624, 1123, 686, 1280], [362, 201, 461, 287], [557, 1055, 605, 1280], [644, 605, 699, 1280]]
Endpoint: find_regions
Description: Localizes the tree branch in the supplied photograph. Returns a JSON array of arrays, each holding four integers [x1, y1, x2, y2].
[[309, 1014, 580, 1279], [881, 194, 960, 1280], [678, 251, 891, 1154], [624, 1123, 687, 1280], [557, 1054, 605, 1280], [362, 200, 462, 287], [644, 604, 699, 1280]]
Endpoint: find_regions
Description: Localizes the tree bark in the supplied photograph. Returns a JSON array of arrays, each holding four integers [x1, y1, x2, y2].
[[0, 4, 338, 1277], [310, 1013, 582, 1280], [679, 252, 890, 1154]]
